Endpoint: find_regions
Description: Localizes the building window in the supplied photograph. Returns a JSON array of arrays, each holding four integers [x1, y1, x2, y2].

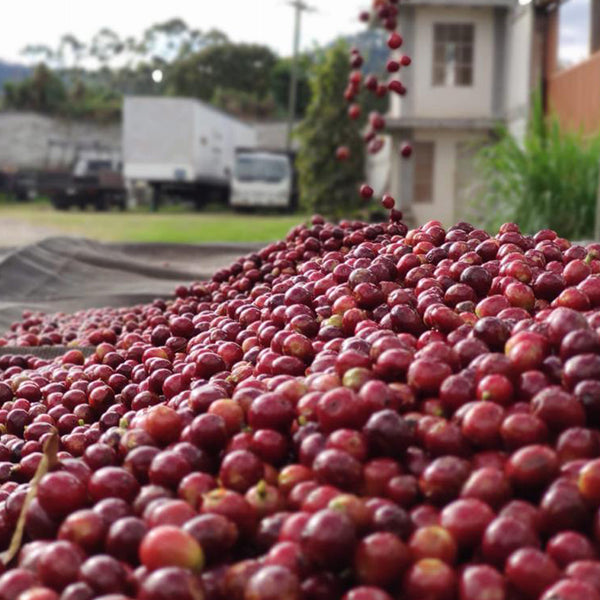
[[413, 142, 435, 204], [433, 23, 474, 86]]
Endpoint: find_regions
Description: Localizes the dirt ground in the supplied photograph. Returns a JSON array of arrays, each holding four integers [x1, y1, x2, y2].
[[0, 216, 61, 248]]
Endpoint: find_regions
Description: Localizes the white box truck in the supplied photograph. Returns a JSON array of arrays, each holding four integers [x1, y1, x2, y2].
[[123, 96, 257, 209]]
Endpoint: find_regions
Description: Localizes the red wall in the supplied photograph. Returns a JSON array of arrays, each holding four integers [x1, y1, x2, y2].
[[547, 48, 600, 136]]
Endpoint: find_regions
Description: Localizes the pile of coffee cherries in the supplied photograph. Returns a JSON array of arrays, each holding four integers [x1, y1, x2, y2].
[[1, 215, 600, 600]]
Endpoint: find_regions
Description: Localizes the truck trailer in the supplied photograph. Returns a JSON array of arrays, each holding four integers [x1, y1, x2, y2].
[[123, 96, 257, 210]]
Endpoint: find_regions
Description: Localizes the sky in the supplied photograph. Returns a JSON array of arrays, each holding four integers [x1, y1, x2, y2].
[[0, 0, 590, 66], [0, 0, 366, 64], [558, 0, 591, 66]]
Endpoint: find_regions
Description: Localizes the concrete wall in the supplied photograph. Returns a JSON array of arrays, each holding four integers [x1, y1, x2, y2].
[[255, 122, 300, 151], [504, 6, 534, 141], [389, 128, 488, 227], [390, 7, 416, 121], [0, 112, 121, 169], [407, 6, 495, 120], [421, 129, 488, 226], [366, 135, 393, 198]]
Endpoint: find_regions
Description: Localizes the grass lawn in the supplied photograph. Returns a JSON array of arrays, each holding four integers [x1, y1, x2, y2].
[[0, 200, 306, 244]]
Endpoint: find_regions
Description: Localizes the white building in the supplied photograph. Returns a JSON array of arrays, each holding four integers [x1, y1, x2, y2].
[[379, 0, 540, 226]]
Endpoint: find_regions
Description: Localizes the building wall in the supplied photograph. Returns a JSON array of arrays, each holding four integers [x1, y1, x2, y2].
[[0, 112, 121, 169], [366, 135, 393, 198], [408, 6, 495, 120], [390, 129, 488, 227], [504, 6, 534, 141], [255, 121, 300, 151]]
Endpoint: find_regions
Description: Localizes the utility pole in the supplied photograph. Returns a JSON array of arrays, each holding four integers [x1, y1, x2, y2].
[[286, 0, 315, 151]]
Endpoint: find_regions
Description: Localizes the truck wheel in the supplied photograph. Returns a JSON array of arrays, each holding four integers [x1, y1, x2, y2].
[[150, 184, 161, 212], [219, 186, 230, 205], [51, 195, 69, 211], [94, 195, 109, 212], [233, 206, 256, 214], [286, 193, 299, 214], [193, 185, 207, 211]]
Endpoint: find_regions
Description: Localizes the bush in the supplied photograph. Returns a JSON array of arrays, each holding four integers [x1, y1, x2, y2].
[[474, 95, 600, 239]]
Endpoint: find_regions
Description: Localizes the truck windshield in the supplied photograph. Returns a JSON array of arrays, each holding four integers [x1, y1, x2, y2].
[[86, 160, 114, 173], [235, 155, 289, 183]]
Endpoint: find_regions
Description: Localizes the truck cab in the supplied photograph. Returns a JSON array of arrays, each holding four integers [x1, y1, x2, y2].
[[230, 150, 297, 211], [47, 144, 126, 211]]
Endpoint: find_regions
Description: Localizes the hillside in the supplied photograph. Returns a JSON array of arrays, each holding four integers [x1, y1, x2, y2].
[[0, 61, 30, 90]]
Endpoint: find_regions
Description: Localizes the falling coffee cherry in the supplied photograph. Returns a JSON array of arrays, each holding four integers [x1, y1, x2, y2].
[[390, 208, 403, 221], [336, 146, 350, 161], [351, 54, 364, 69], [388, 32, 403, 49], [369, 112, 386, 131], [382, 195, 396, 210], [360, 184, 374, 200], [365, 75, 379, 92], [348, 104, 361, 120], [339, 1, 414, 171], [388, 81, 406, 95], [349, 71, 362, 87], [384, 17, 397, 31], [400, 143, 413, 158], [368, 138, 385, 154], [376, 84, 388, 98], [378, 5, 391, 19]]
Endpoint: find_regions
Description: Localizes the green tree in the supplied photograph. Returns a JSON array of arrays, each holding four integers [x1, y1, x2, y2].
[[89, 28, 124, 67], [7, 25, 283, 122], [138, 19, 225, 63], [21, 44, 55, 66], [166, 43, 277, 102], [296, 41, 365, 217], [3, 63, 67, 114], [212, 88, 276, 120], [58, 34, 86, 70], [474, 94, 600, 239]]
